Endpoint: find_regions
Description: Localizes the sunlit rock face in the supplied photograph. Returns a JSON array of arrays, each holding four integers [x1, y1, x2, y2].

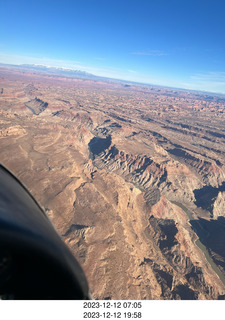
[[213, 192, 225, 218], [1, 64, 225, 299]]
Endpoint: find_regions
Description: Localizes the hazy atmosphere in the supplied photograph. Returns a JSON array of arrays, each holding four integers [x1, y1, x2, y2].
[[1, 0, 225, 93]]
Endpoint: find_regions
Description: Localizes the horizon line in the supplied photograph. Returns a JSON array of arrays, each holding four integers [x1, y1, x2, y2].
[[0, 61, 225, 97]]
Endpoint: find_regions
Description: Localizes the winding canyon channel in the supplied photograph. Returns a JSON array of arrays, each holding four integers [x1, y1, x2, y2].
[[172, 201, 225, 288]]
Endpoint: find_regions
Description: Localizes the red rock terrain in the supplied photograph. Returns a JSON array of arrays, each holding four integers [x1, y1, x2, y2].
[[1, 64, 225, 299]]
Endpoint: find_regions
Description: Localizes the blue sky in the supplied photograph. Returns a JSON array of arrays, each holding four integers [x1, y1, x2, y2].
[[1, 0, 225, 93]]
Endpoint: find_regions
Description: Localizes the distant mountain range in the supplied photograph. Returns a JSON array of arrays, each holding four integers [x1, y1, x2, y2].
[[0, 62, 114, 82], [0, 63, 142, 86], [17, 64, 104, 80], [1, 63, 225, 97]]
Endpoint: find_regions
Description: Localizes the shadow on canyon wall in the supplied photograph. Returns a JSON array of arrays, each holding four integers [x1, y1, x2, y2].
[[88, 135, 112, 157], [190, 216, 225, 272], [193, 182, 225, 215]]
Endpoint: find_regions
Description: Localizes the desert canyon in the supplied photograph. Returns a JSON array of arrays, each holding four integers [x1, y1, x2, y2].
[[1, 64, 225, 299]]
